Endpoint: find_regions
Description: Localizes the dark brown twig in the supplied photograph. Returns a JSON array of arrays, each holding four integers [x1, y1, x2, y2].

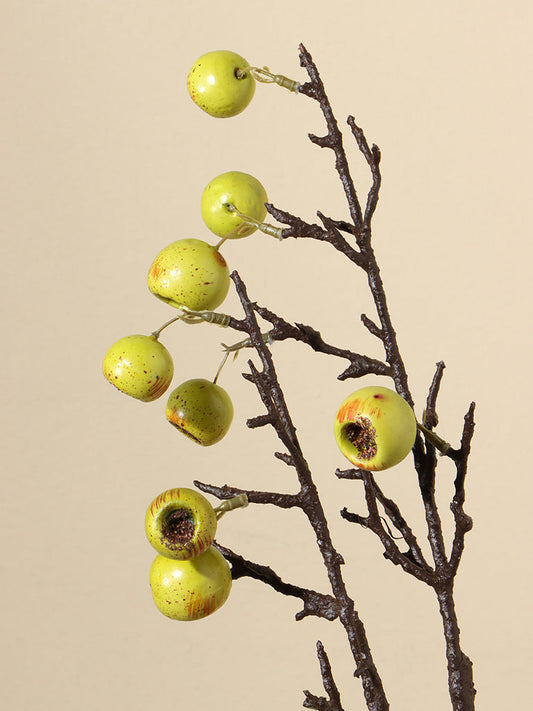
[[212, 542, 340, 622], [304, 641, 345, 711], [232, 271, 389, 706]]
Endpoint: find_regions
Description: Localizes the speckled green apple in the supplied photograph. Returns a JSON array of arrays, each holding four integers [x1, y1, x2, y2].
[[145, 488, 218, 560], [334, 385, 417, 470], [201, 171, 268, 239], [149, 547, 232, 621], [166, 378, 234, 446], [102, 335, 173, 402], [187, 50, 255, 118], [147, 238, 230, 311]]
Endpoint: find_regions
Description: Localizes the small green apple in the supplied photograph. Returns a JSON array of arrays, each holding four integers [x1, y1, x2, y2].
[[147, 238, 230, 311], [201, 171, 268, 239], [149, 547, 232, 621], [187, 50, 255, 118], [334, 385, 416, 470], [102, 334, 173, 402], [166, 378, 234, 446], [145, 488, 218, 560]]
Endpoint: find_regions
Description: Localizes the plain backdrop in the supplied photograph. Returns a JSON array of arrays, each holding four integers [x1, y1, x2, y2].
[[2, 1, 532, 709]]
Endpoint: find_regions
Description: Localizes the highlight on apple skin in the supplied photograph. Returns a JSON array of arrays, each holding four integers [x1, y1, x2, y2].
[[145, 488, 218, 560], [147, 238, 230, 312], [187, 50, 255, 118], [149, 546, 232, 621], [201, 171, 268, 239], [102, 334, 174, 402], [334, 385, 417, 471], [165, 378, 234, 446]]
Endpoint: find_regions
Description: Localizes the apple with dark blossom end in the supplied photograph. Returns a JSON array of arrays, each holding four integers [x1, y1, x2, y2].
[[334, 385, 417, 470], [145, 488, 218, 560]]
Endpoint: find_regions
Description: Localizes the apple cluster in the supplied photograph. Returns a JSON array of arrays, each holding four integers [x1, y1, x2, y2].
[[103, 49, 418, 622], [145, 488, 249, 621], [102, 167, 272, 447]]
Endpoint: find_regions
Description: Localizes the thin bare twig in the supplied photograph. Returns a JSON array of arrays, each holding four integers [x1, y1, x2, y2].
[[304, 641, 345, 711]]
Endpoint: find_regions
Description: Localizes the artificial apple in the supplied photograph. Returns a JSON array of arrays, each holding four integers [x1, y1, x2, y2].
[[145, 488, 218, 560], [201, 171, 268, 238], [334, 385, 416, 470], [102, 334, 173, 402], [147, 238, 230, 312], [166, 378, 234, 446], [149, 547, 232, 621], [187, 50, 255, 118]]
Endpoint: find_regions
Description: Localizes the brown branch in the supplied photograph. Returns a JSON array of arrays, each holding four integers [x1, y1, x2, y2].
[[347, 116, 382, 229], [194, 480, 302, 510], [265, 202, 366, 266], [448, 403, 475, 574], [229, 269, 390, 709], [303, 641, 345, 711], [338, 471, 433, 585], [424, 361, 446, 429], [209, 44, 475, 711], [213, 542, 340, 622], [253, 305, 392, 379], [337, 468, 430, 571], [298, 45, 364, 231]]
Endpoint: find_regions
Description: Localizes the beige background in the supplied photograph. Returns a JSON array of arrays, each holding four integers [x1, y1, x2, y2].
[[2, 1, 531, 709]]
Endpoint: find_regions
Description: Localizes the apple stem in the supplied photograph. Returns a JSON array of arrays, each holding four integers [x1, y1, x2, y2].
[[221, 330, 275, 355], [227, 204, 285, 240], [151, 315, 183, 339], [215, 236, 229, 251], [152, 308, 232, 339], [212, 350, 230, 385], [416, 421, 452, 455], [243, 65, 300, 93], [214, 330, 275, 383], [214, 494, 249, 519]]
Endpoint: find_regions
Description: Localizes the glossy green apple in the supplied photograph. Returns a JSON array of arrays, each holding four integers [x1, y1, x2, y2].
[[166, 378, 234, 446], [201, 171, 268, 239], [147, 238, 230, 311], [102, 334, 173, 402], [149, 547, 232, 621], [145, 488, 218, 560], [334, 385, 416, 470], [187, 50, 255, 118]]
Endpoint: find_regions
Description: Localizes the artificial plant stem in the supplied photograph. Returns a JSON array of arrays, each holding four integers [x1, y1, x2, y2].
[[213, 494, 248, 519], [296, 43, 476, 709], [151, 315, 183, 339], [364, 255, 413, 404], [231, 270, 389, 711], [436, 583, 476, 711], [417, 421, 452, 454]]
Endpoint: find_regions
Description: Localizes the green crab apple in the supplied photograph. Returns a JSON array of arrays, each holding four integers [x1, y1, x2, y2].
[[145, 488, 218, 560], [149, 546, 232, 621], [187, 50, 255, 118], [166, 378, 234, 446], [201, 171, 268, 239], [334, 385, 417, 471], [102, 334, 173, 402], [147, 238, 230, 312]]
